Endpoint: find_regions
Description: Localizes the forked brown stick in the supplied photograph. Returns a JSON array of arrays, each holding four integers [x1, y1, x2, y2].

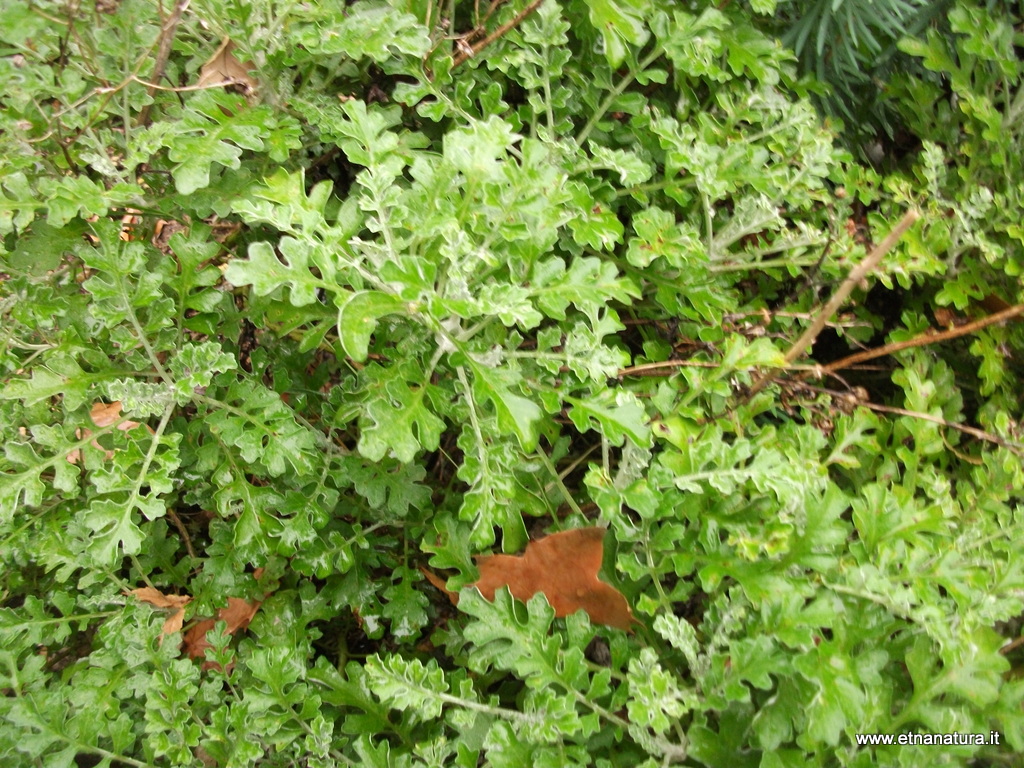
[[744, 209, 920, 398]]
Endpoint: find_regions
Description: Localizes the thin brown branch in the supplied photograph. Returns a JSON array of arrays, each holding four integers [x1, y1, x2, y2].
[[811, 302, 1024, 377], [857, 400, 1024, 455], [619, 358, 826, 377], [788, 380, 1024, 455], [1000, 634, 1024, 655], [452, 0, 544, 69], [744, 209, 920, 398], [619, 359, 721, 376], [166, 508, 198, 561], [137, 0, 190, 127]]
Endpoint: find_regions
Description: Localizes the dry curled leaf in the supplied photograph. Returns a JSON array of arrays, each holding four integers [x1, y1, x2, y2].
[[182, 568, 266, 670], [131, 570, 265, 669], [90, 400, 126, 427], [197, 38, 257, 95], [129, 586, 192, 639], [182, 597, 262, 666], [425, 527, 636, 630]]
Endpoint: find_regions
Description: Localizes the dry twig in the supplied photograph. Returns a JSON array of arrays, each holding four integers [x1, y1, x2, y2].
[[787, 380, 1024, 455], [452, 0, 545, 69], [137, 0, 191, 127], [744, 209, 920, 398], [810, 302, 1024, 377]]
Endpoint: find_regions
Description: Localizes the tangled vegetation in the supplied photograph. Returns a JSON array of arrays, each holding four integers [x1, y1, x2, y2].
[[1, 1, 1023, 766]]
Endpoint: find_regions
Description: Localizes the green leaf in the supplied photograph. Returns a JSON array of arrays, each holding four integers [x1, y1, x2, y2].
[[443, 116, 521, 181], [349, 459, 432, 517], [564, 390, 650, 447], [295, 4, 431, 61], [0, 171, 39, 235], [461, 587, 562, 685], [626, 647, 694, 735], [337, 291, 408, 363], [225, 238, 325, 306], [357, 362, 445, 463], [232, 168, 334, 233], [585, 0, 650, 68], [83, 498, 145, 565], [6, 220, 84, 276], [565, 183, 624, 251], [365, 655, 447, 721], [155, 91, 302, 194], [37, 176, 143, 228], [167, 342, 236, 404], [205, 377, 318, 477], [382, 568, 430, 640], [653, 614, 699, 669], [653, 8, 729, 81], [467, 363, 543, 452], [476, 284, 544, 330], [455, 431, 532, 552], [584, 143, 654, 186], [328, 99, 404, 168], [532, 257, 639, 320], [0, 352, 93, 410], [625, 206, 703, 268]]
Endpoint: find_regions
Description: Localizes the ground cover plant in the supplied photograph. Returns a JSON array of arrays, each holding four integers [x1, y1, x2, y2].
[[2, 0, 1023, 766]]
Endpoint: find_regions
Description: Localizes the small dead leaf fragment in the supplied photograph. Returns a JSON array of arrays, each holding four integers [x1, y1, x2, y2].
[[470, 527, 636, 630], [197, 38, 257, 94], [420, 566, 458, 603], [90, 400, 124, 427], [129, 586, 192, 639], [68, 402, 154, 464]]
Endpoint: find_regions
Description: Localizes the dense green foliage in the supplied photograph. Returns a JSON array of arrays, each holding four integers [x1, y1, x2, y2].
[[2, 1, 1023, 766]]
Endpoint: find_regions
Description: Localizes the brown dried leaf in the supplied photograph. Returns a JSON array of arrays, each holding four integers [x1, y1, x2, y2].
[[129, 586, 192, 638], [197, 38, 257, 93], [182, 596, 262, 667], [430, 527, 636, 630], [130, 586, 192, 611]]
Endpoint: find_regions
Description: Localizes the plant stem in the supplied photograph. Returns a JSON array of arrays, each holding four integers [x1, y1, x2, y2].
[[535, 448, 584, 516], [576, 46, 663, 146]]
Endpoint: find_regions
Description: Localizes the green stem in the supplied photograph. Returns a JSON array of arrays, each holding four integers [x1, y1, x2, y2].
[[123, 401, 175, 588], [5, 610, 119, 628], [116, 270, 173, 386], [576, 46, 664, 146], [535, 448, 584, 517], [542, 45, 556, 133], [709, 255, 826, 273], [613, 176, 696, 200], [17, 693, 160, 768], [457, 365, 489, 477], [644, 534, 672, 610], [701, 192, 714, 252]]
